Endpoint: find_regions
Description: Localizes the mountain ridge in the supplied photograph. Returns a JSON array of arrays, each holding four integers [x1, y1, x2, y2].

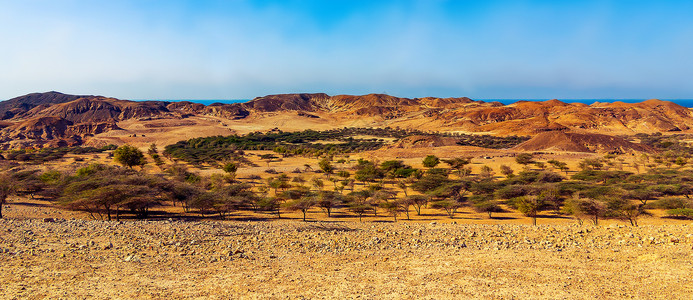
[[1, 91, 691, 150]]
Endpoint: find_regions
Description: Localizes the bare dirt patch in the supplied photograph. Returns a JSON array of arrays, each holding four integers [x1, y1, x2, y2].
[[1, 218, 692, 299]]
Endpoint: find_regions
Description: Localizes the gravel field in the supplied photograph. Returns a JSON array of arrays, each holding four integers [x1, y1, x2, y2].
[[1, 217, 692, 299]]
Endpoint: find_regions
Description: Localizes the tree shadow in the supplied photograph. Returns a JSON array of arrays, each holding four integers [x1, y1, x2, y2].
[[538, 214, 572, 220], [9, 201, 52, 208], [300, 222, 359, 232], [228, 216, 276, 222], [487, 216, 518, 220], [406, 217, 445, 221], [321, 214, 355, 219], [661, 215, 693, 220]]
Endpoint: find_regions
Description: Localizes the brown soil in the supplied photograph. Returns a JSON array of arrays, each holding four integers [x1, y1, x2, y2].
[[2, 146, 693, 298], [1, 211, 692, 299]]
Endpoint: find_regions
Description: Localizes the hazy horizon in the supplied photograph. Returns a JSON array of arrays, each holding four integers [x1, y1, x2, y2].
[[1, 1, 692, 100], [140, 97, 693, 108], [5, 91, 693, 107]]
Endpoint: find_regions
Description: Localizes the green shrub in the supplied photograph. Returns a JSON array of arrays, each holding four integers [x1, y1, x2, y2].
[[666, 208, 693, 219]]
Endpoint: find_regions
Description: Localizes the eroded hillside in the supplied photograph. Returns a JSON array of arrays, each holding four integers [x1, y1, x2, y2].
[[1, 92, 692, 149]]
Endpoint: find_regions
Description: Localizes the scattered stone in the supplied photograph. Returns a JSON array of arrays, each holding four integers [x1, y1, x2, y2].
[[2, 217, 692, 298], [103, 242, 113, 250], [124, 255, 140, 262]]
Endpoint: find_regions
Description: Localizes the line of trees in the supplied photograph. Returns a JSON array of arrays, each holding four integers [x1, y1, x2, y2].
[[3, 144, 693, 224], [1, 145, 117, 164], [163, 127, 529, 165]]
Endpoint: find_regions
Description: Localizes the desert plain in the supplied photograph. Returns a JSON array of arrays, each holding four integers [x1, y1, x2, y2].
[[1, 92, 693, 299]]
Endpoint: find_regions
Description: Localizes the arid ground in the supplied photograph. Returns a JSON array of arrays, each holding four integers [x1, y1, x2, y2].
[[2, 93, 693, 299], [2, 196, 693, 299]]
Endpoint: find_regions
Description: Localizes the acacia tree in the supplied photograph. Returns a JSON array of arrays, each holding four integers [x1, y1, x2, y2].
[[397, 180, 409, 197], [337, 170, 351, 180], [148, 143, 158, 155], [113, 145, 146, 169], [311, 177, 324, 191], [281, 187, 315, 221], [348, 203, 369, 222], [500, 165, 514, 178], [370, 189, 395, 217], [563, 197, 607, 226], [406, 195, 429, 215], [268, 177, 291, 195], [473, 201, 504, 219], [260, 154, 278, 167], [354, 160, 385, 185], [169, 181, 203, 211], [479, 165, 495, 179], [380, 160, 406, 174], [547, 159, 569, 175], [188, 191, 217, 216], [578, 158, 604, 171], [515, 153, 534, 169], [317, 191, 341, 217], [429, 180, 472, 204], [397, 197, 414, 220], [380, 160, 416, 182], [411, 170, 451, 195], [442, 157, 472, 177], [257, 197, 282, 218], [430, 199, 463, 218], [61, 177, 160, 221], [379, 201, 401, 222], [422, 155, 440, 168], [0, 174, 16, 219], [538, 187, 562, 213], [347, 190, 373, 221], [222, 162, 238, 174], [116, 185, 162, 219], [148, 143, 164, 166], [283, 198, 316, 221], [213, 182, 257, 217], [605, 197, 647, 227], [512, 195, 548, 225], [86, 185, 133, 221], [318, 158, 334, 178], [624, 187, 659, 207]]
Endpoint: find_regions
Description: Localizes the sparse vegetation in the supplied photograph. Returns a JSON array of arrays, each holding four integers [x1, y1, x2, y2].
[[2, 128, 693, 226], [113, 145, 146, 169], [1, 145, 117, 164], [163, 128, 529, 165]]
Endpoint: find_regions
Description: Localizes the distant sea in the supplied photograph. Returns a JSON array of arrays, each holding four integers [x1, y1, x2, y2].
[[145, 99, 693, 108], [482, 99, 693, 107], [150, 99, 250, 106]]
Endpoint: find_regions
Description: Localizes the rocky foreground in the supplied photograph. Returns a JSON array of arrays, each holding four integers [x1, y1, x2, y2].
[[1, 218, 692, 299]]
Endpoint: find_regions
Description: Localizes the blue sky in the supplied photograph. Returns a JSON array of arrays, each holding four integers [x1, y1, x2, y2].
[[1, 0, 692, 100]]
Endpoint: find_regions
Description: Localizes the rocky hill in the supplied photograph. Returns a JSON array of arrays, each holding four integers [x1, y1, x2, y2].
[[0, 91, 692, 149], [0, 91, 90, 120], [442, 99, 693, 135], [246, 93, 485, 118], [512, 131, 656, 153], [0, 92, 254, 149], [244, 94, 693, 136]]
